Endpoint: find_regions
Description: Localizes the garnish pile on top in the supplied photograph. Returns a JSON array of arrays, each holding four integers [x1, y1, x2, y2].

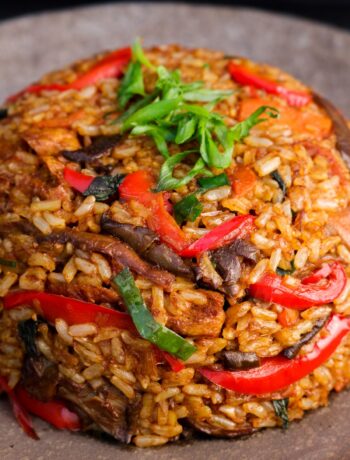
[[112, 40, 278, 192]]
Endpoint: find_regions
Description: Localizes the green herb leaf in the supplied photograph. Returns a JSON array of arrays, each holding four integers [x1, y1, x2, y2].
[[174, 194, 203, 225], [122, 98, 182, 131], [0, 257, 17, 268], [183, 89, 233, 103], [132, 38, 155, 70], [231, 105, 279, 141], [276, 260, 295, 276], [130, 124, 176, 158], [18, 319, 41, 357], [175, 114, 197, 144], [272, 398, 289, 429], [83, 174, 125, 201], [198, 173, 230, 191], [114, 268, 196, 360], [118, 61, 145, 109]]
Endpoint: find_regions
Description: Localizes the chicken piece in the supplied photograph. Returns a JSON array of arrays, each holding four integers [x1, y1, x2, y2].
[[166, 290, 225, 337], [22, 127, 80, 157]]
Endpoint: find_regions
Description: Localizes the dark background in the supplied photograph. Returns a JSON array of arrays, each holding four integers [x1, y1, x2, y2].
[[1, 0, 350, 30]]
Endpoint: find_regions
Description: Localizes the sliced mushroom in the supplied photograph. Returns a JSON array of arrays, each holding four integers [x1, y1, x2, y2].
[[101, 215, 193, 278], [220, 350, 261, 370], [61, 134, 122, 163], [39, 229, 175, 290]]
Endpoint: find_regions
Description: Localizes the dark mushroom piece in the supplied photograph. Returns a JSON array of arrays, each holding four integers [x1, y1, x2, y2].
[[0, 108, 8, 120], [39, 229, 175, 291], [101, 215, 193, 278], [220, 350, 261, 370], [57, 379, 133, 443], [313, 93, 350, 160], [282, 314, 330, 359], [61, 134, 122, 163]]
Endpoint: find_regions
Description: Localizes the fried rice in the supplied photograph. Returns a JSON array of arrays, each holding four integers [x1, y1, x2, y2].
[[1, 43, 350, 447]]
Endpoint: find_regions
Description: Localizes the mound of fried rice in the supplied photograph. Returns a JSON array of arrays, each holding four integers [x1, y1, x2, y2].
[[1, 44, 350, 448]]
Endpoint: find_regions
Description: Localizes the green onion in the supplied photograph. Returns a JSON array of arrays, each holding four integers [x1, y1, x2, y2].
[[114, 268, 196, 360], [276, 260, 295, 276], [231, 106, 279, 141], [272, 398, 289, 429], [197, 173, 230, 192], [0, 258, 17, 268], [183, 89, 233, 103], [174, 194, 203, 225]]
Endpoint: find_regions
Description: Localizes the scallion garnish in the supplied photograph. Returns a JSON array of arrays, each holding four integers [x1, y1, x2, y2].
[[0, 258, 17, 268], [272, 398, 289, 429], [115, 40, 279, 191], [197, 172, 230, 191], [174, 194, 203, 225], [114, 268, 196, 360]]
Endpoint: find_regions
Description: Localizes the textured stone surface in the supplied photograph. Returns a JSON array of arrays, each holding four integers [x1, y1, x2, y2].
[[1, 4, 350, 459]]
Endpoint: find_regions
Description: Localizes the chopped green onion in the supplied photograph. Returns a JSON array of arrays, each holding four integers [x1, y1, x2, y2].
[[114, 268, 196, 360], [174, 194, 203, 225], [231, 106, 279, 141], [272, 398, 289, 429], [0, 258, 17, 268], [197, 173, 230, 191], [183, 89, 233, 103], [276, 260, 295, 276]]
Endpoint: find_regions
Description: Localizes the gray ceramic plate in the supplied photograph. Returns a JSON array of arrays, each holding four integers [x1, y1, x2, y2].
[[1, 4, 350, 460]]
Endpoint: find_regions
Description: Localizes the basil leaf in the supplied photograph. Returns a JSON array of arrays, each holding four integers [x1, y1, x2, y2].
[[116, 91, 158, 125], [83, 174, 125, 201], [175, 114, 197, 144], [183, 89, 233, 103], [18, 319, 41, 358], [272, 399, 289, 429], [231, 105, 279, 141], [198, 173, 230, 191], [174, 194, 203, 225], [122, 98, 182, 131], [114, 268, 196, 360]]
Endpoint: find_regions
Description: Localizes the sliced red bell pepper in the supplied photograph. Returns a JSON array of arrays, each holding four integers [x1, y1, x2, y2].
[[118, 169, 155, 206], [15, 386, 81, 431], [179, 214, 255, 257], [152, 346, 185, 372], [228, 62, 311, 108], [249, 261, 346, 310], [0, 376, 38, 439], [4, 291, 185, 371], [6, 47, 131, 103], [119, 170, 189, 252], [3, 291, 135, 330], [63, 167, 94, 193], [200, 313, 350, 395]]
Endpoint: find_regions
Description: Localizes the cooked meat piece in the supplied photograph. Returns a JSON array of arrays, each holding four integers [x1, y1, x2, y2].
[[187, 418, 255, 438], [313, 93, 350, 160], [47, 278, 120, 305], [57, 380, 132, 443], [196, 253, 223, 290], [101, 215, 193, 278], [40, 229, 175, 290], [166, 290, 225, 337], [282, 314, 330, 359], [209, 239, 259, 295], [22, 127, 80, 157], [21, 355, 59, 402], [61, 134, 122, 163], [220, 350, 261, 370]]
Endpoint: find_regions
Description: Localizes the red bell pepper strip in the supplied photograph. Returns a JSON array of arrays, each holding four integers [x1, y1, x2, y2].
[[6, 47, 131, 103], [15, 386, 81, 431], [4, 291, 185, 371], [3, 291, 135, 330], [179, 214, 255, 258], [0, 376, 38, 440], [228, 62, 312, 108], [119, 170, 189, 252], [249, 261, 346, 310], [152, 346, 185, 372], [63, 167, 94, 193], [200, 313, 350, 395]]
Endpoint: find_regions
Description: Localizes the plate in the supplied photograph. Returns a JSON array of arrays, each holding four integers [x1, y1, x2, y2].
[[0, 4, 350, 459]]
